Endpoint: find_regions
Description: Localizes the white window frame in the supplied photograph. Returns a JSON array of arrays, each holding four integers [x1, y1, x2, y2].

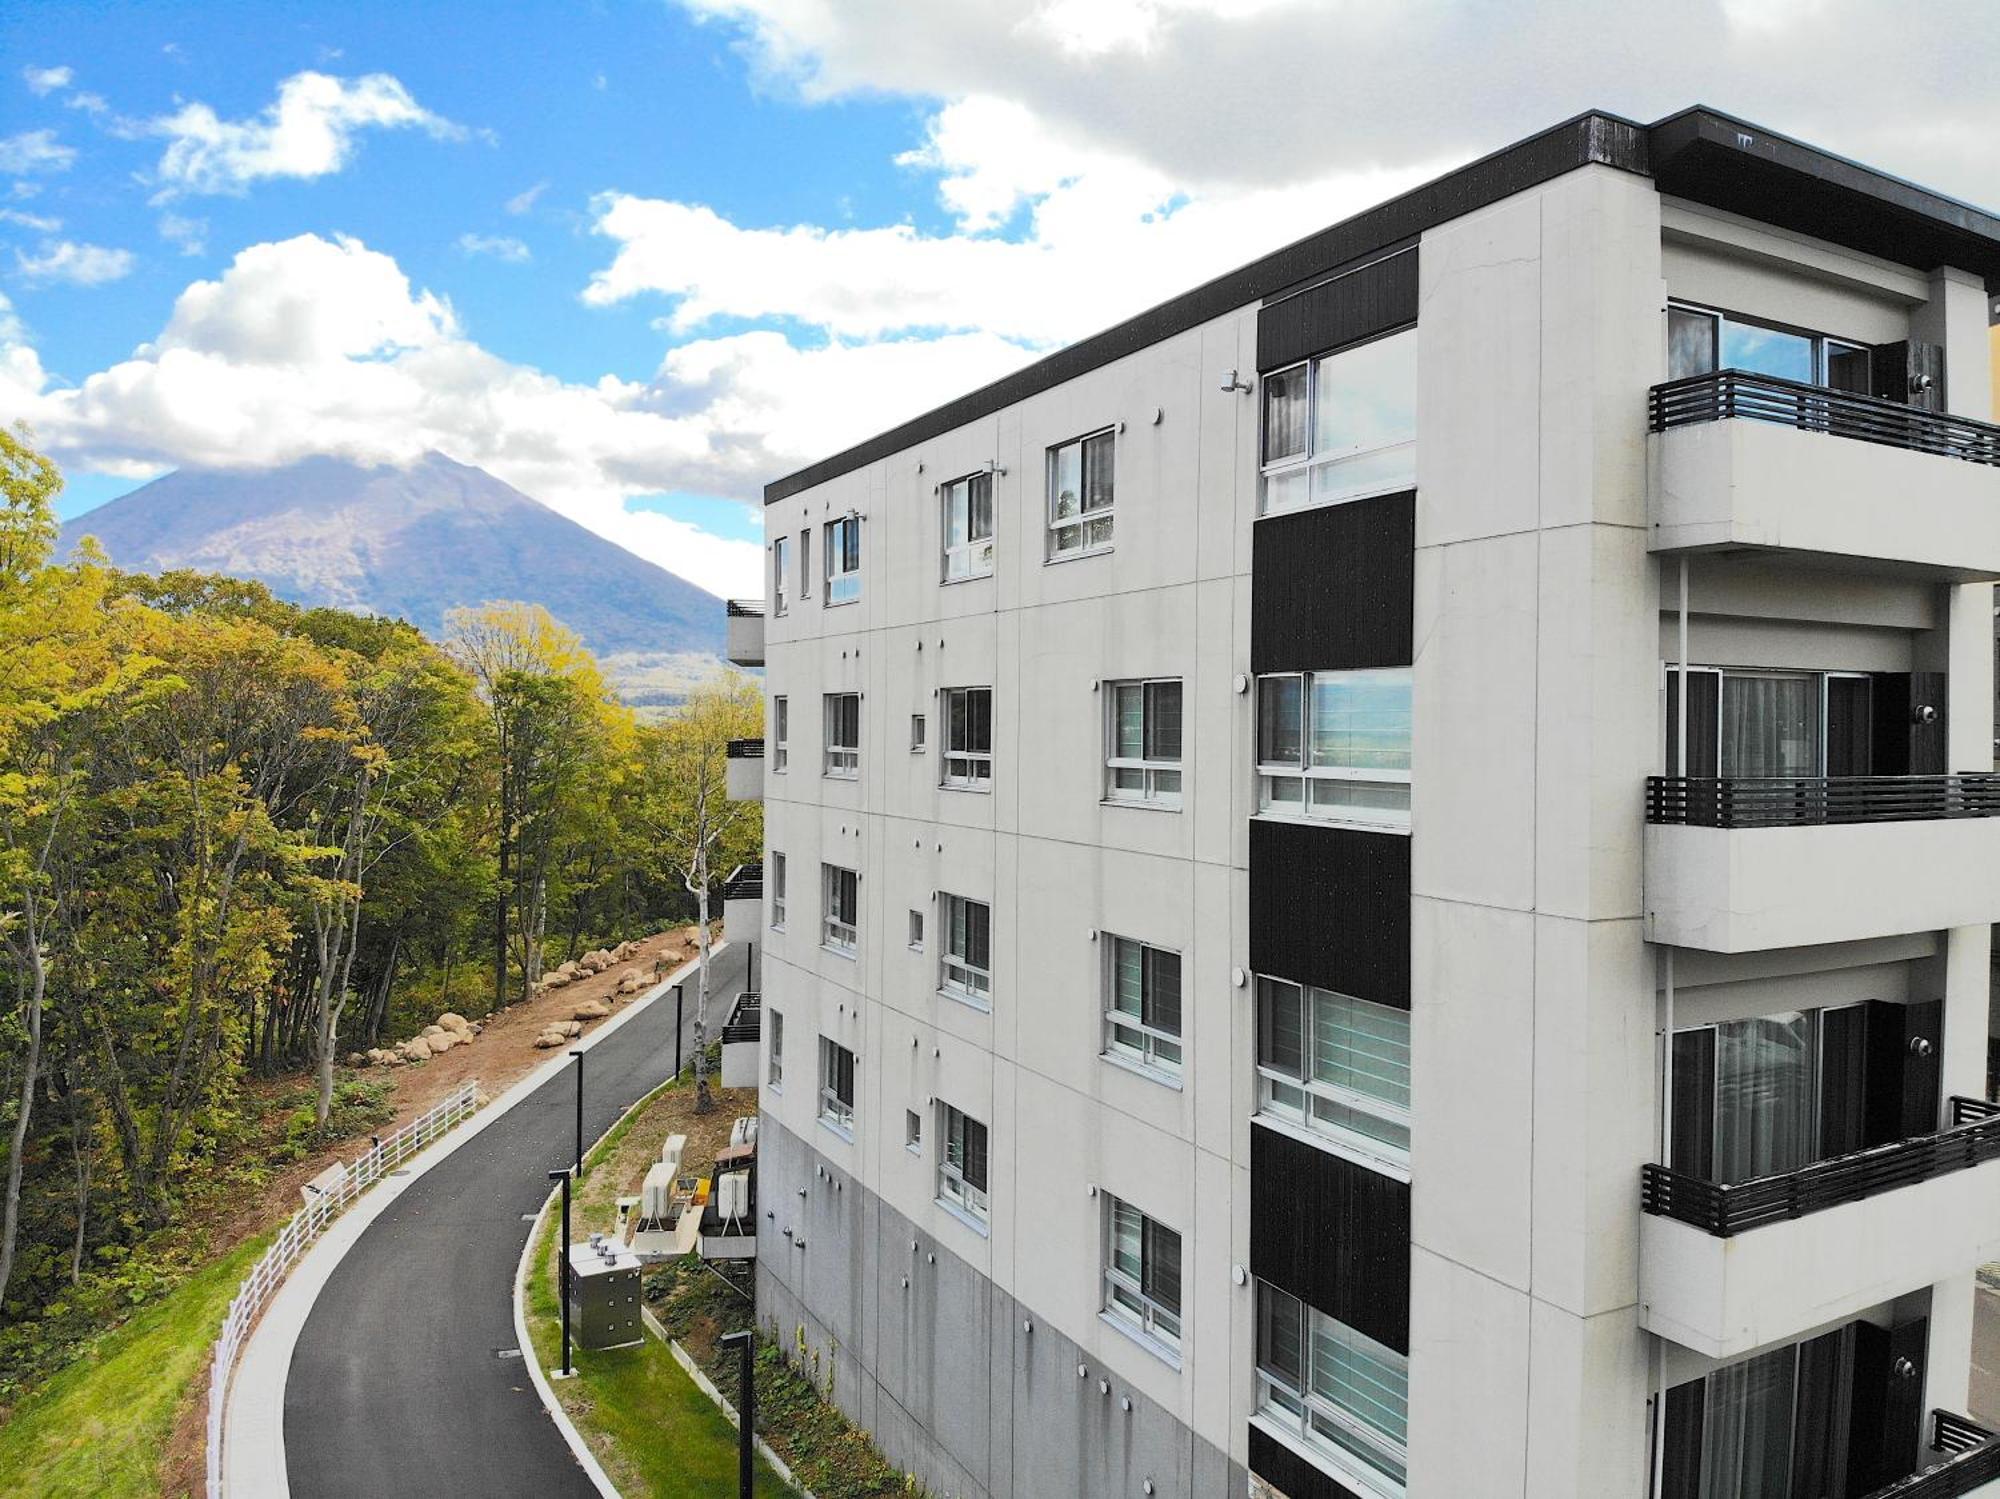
[[1102, 935, 1182, 1080], [1259, 325, 1417, 518], [770, 852, 787, 931], [799, 527, 811, 600], [767, 1009, 784, 1090], [905, 1108, 922, 1154], [1255, 1281, 1408, 1496], [910, 713, 926, 753], [1256, 669, 1412, 832], [1045, 427, 1115, 560], [907, 909, 925, 951], [941, 470, 995, 582], [825, 514, 861, 604], [821, 864, 858, 955], [772, 696, 789, 774], [1103, 678, 1183, 808], [1101, 1195, 1182, 1357], [772, 535, 790, 616], [940, 686, 992, 790], [1255, 975, 1411, 1177], [938, 892, 992, 1009], [937, 1102, 989, 1224], [823, 692, 860, 779], [817, 1036, 855, 1136]]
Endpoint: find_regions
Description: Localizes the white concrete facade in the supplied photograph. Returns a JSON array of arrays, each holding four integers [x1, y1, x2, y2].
[[746, 117, 2000, 1499]]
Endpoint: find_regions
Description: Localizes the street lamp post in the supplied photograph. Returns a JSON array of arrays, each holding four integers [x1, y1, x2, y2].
[[721, 1328, 755, 1498], [569, 1049, 584, 1178], [548, 1167, 573, 1377]]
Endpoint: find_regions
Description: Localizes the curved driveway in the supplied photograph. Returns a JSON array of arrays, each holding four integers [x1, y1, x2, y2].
[[284, 942, 748, 1498]]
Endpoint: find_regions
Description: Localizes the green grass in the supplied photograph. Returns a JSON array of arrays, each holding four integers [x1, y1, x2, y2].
[[0, 1232, 270, 1499], [525, 1199, 797, 1498]]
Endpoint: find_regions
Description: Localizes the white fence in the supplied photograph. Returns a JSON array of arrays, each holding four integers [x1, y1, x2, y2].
[[205, 1078, 480, 1498]]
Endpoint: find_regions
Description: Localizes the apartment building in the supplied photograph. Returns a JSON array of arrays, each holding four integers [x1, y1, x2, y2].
[[721, 107, 2000, 1499]]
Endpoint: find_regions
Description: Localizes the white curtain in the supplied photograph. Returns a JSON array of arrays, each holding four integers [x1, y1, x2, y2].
[[1699, 1345, 1796, 1497], [1721, 675, 1819, 778], [1714, 1013, 1817, 1186]]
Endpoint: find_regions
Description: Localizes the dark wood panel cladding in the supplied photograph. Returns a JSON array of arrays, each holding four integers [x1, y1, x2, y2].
[[1251, 492, 1414, 674], [1251, 1122, 1410, 1354], [765, 112, 1647, 504], [1249, 819, 1410, 1007], [1248, 1426, 1365, 1499], [1256, 250, 1418, 373]]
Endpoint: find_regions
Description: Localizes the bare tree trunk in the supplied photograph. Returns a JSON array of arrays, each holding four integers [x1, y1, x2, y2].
[[65, 1035, 91, 1286], [692, 845, 713, 1115], [0, 933, 46, 1305]]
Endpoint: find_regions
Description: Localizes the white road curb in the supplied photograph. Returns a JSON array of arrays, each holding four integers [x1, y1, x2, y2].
[[221, 941, 729, 1498]]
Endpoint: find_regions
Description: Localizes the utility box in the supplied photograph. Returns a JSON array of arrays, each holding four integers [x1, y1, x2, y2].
[[567, 1237, 642, 1350]]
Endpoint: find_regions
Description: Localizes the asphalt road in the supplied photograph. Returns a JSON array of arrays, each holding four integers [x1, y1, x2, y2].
[[284, 942, 748, 1499]]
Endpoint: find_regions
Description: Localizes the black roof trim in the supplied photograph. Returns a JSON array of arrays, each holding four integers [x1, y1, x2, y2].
[[765, 105, 2000, 505]]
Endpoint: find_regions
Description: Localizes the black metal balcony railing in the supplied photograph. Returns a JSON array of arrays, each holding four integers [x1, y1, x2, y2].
[[1861, 1411, 2000, 1498], [1646, 774, 2000, 828], [721, 991, 761, 1046], [726, 738, 765, 759], [724, 598, 765, 618], [720, 862, 762, 902], [1649, 369, 2000, 468], [1642, 1097, 2000, 1237]]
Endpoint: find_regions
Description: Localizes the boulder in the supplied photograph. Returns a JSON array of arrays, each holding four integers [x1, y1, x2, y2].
[[556, 960, 581, 979], [617, 971, 645, 995], [542, 971, 572, 989], [399, 1038, 433, 1062], [572, 1000, 611, 1021], [438, 1012, 472, 1035], [533, 1029, 567, 1049], [421, 1024, 446, 1041], [344, 1051, 369, 1068], [428, 1030, 459, 1053], [563, 1020, 584, 1038]]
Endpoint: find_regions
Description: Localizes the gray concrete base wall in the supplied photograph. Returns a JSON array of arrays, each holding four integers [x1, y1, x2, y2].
[[757, 1115, 1245, 1499]]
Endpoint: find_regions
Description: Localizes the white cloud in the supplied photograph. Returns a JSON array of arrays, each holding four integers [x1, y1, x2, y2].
[[505, 180, 548, 215], [22, 65, 73, 96], [0, 207, 61, 232], [65, 92, 109, 117], [147, 71, 467, 198], [14, 240, 134, 286], [1, 233, 1024, 597], [158, 212, 207, 255], [0, 130, 77, 175], [457, 232, 531, 263]]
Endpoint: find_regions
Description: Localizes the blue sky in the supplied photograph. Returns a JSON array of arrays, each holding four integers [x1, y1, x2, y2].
[[5, 1, 1999, 597]]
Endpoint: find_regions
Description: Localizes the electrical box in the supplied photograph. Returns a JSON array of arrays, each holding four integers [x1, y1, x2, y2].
[[567, 1236, 643, 1350]]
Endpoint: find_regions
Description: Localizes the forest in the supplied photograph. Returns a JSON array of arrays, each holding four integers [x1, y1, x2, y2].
[[0, 427, 760, 1388]]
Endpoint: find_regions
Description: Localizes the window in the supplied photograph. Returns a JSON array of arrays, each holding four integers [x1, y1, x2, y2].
[[772, 696, 789, 773], [772, 536, 790, 616], [1256, 1282, 1407, 1492], [942, 471, 995, 581], [906, 1109, 922, 1153], [1104, 937, 1182, 1077], [937, 1103, 988, 1223], [1261, 328, 1417, 515], [799, 528, 811, 599], [1103, 1196, 1181, 1354], [1047, 429, 1115, 558], [1257, 976, 1411, 1172], [908, 909, 924, 950], [941, 687, 992, 789], [818, 1037, 855, 1134], [825, 514, 861, 604], [1665, 666, 1875, 779], [823, 693, 859, 778], [910, 713, 927, 752], [1257, 669, 1412, 830], [1671, 1004, 1872, 1186], [821, 865, 858, 954], [770, 853, 787, 930], [1105, 679, 1182, 807], [1668, 301, 1873, 393], [939, 894, 992, 1007], [768, 1010, 784, 1089]]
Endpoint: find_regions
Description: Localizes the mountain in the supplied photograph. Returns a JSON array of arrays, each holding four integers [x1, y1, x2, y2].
[[59, 453, 728, 693]]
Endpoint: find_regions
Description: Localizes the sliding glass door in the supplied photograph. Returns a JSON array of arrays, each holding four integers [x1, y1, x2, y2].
[[1666, 668, 1873, 780], [1672, 1005, 1869, 1185]]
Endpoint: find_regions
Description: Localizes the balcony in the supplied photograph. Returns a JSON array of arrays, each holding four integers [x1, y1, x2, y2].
[[1644, 775, 2000, 951], [1640, 1097, 2000, 1358], [725, 599, 764, 668], [1647, 370, 2000, 580], [720, 991, 760, 1088], [721, 862, 761, 945], [725, 738, 764, 802], [1863, 1411, 2000, 1499]]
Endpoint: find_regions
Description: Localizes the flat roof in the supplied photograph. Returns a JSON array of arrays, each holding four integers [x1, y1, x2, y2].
[[766, 106, 2000, 505]]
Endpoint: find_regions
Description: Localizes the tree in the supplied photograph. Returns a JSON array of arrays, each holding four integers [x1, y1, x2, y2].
[[637, 676, 761, 1112]]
